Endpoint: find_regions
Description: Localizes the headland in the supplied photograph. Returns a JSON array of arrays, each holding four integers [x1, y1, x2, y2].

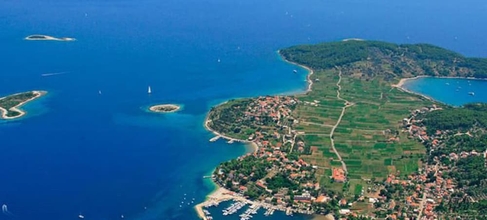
[[0, 91, 47, 120], [198, 41, 487, 219], [25, 35, 76, 41], [148, 104, 181, 113]]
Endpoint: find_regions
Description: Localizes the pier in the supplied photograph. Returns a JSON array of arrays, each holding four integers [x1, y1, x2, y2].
[[209, 136, 221, 142]]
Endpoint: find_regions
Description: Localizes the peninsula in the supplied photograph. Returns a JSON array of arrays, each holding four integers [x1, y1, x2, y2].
[[198, 41, 487, 220], [25, 35, 76, 41], [0, 91, 46, 119], [149, 104, 181, 113]]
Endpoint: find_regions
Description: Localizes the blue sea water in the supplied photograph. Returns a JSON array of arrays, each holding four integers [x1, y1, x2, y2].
[[403, 77, 487, 106], [1, 0, 487, 220]]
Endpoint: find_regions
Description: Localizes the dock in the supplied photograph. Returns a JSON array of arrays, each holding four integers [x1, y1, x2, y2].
[[209, 136, 221, 142]]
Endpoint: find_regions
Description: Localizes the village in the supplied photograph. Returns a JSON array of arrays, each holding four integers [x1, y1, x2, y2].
[[204, 93, 487, 220]]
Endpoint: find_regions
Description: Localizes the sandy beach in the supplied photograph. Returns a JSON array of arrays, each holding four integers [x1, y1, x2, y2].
[[392, 76, 441, 102], [0, 91, 46, 120], [392, 75, 429, 88]]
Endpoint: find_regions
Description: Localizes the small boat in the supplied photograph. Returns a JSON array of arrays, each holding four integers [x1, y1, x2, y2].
[[293, 69, 298, 73], [469, 92, 475, 96], [79, 214, 85, 219], [217, 59, 221, 63], [148, 86, 152, 94], [98, 90, 102, 95]]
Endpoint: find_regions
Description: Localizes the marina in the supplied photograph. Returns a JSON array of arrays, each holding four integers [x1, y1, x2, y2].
[[222, 201, 246, 216], [238, 204, 261, 220]]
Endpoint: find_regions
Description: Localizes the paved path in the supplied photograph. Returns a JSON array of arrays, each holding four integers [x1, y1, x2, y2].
[[329, 69, 353, 174]]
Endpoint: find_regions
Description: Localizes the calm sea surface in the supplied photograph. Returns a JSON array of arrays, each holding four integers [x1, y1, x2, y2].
[[403, 77, 487, 106], [1, 0, 486, 219]]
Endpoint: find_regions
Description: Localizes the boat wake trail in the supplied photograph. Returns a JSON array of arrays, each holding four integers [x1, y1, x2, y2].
[[2, 204, 15, 217], [41, 71, 69, 77]]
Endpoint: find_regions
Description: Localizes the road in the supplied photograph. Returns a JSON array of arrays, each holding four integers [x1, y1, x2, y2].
[[329, 69, 353, 174]]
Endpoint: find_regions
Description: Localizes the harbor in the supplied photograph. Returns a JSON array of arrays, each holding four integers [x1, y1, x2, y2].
[[194, 188, 312, 220]]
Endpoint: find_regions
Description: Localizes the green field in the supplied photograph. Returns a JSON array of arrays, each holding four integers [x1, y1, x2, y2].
[[294, 68, 432, 187]]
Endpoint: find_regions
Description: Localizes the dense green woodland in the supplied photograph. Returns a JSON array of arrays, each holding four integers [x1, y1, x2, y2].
[[421, 103, 487, 133], [280, 41, 487, 79]]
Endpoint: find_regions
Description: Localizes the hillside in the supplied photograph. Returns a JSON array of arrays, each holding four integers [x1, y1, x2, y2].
[[206, 41, 487, 218], [280, 41, 487, 79]]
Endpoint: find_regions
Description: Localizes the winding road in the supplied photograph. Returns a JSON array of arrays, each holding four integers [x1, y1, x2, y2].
[[329, 69, 353, 174]]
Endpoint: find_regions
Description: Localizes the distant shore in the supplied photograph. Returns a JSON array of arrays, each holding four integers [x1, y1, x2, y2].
[[149, 104, 181, 113], [24, 35, 76, 42], [0, 91, 47, 120], [342, 38, 365, 42]]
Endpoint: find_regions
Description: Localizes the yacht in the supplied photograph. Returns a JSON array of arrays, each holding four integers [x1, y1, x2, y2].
[[78, 214, 85, 219], [469, 92, 475, 96], [148, 86, 152, 94], [293, 69, 298, 73]]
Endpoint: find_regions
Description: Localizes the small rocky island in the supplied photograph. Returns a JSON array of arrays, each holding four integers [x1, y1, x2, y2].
[[25, 35, 76, 41], [0, 91, 46, 119], [149, 104, 181, 113]]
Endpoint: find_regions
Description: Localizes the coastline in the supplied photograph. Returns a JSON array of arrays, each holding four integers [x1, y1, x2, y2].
[[277, 50, 314, 94], [0, 91, 47, 120], [392, 75, 436, 102], [196, 52, 316, 219], [203, 112, 259, 152]]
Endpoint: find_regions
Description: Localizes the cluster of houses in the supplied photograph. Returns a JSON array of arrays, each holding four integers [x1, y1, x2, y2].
[[212, 96, 355, 216], [402, 105, 442, 142], [242, 96, 298, 126], [396, 105, 487, 219], [213, 97, 487, 219]]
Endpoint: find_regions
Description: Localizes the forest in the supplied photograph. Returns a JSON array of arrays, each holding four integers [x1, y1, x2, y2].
[[280, 40, 487, 79], [420, 103, 487, 133]]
